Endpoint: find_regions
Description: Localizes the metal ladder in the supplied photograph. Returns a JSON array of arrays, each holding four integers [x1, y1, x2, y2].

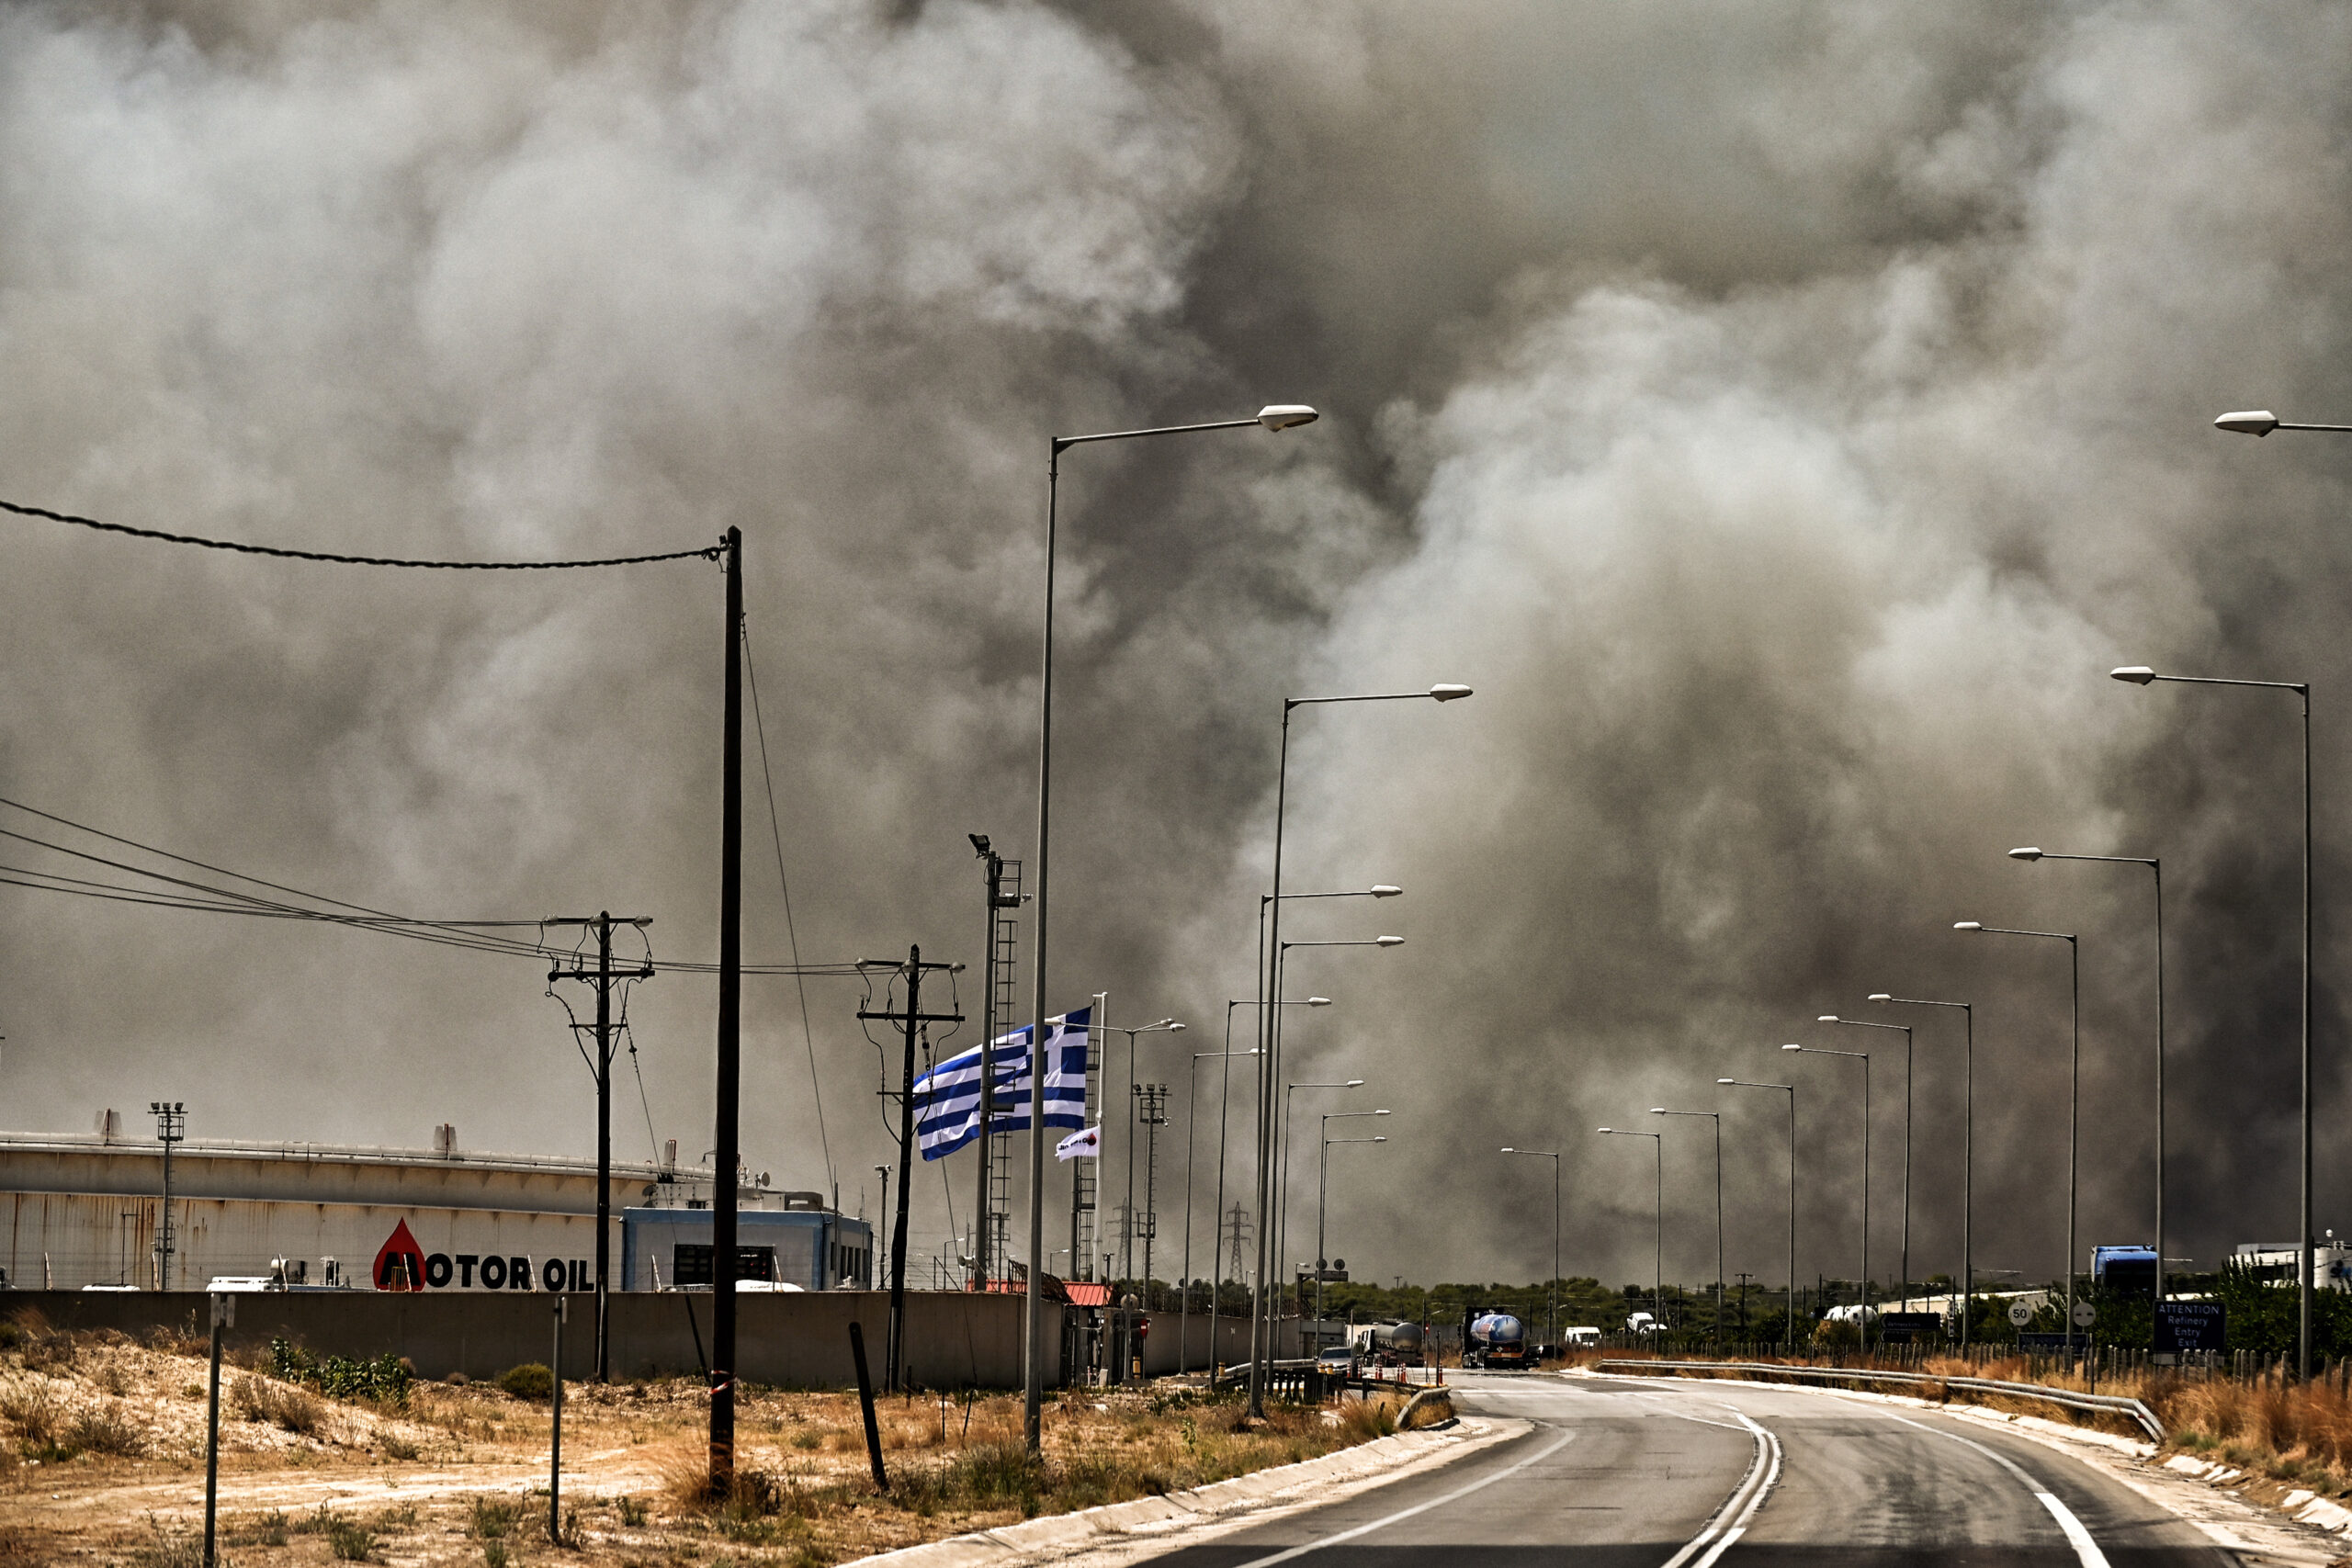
[[1071, 1005, 1101, 1278], [985, 859, 1021, 1280]]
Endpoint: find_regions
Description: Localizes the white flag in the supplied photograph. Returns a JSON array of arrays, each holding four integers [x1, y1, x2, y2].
[[1056, 1125, 1101, 1162]]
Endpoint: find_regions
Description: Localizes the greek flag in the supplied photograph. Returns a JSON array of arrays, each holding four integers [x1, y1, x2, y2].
[[912, 1007, 1091, 1161]]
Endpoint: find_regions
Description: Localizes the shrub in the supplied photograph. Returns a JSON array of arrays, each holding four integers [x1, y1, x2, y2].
[[239, 1509, 291, 1548], [616, 1495, 650, 1527], [126, 1522, 202, 1568], [496, 1364, 554, 1403], [469, 1496, 523, 1540], [269, 1339, 412, 1406], [325, 1517, 376, 1562], [0, 1380, 60, 1449], [64, 1404, 142, 1456], [232, 1375, 323, 1436]]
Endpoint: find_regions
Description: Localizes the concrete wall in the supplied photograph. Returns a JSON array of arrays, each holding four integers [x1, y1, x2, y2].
[[6, 1290, 1059, 1389], [1134, 1310, 1292, 1376]]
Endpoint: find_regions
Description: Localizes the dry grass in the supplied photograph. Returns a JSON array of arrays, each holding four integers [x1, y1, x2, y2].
[[232, 1373, 325, 1436], [4, 1325, 1407, 1564]]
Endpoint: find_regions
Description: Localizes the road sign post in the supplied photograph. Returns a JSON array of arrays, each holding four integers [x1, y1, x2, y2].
[[2154, 1301, 2225, 1357]]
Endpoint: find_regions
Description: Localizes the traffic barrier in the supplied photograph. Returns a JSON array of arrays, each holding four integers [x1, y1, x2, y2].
[[1595, 1357, 2165, 1443]]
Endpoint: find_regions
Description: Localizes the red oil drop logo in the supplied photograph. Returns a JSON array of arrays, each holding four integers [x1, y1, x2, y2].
[[374, 1219, 425, 1291]]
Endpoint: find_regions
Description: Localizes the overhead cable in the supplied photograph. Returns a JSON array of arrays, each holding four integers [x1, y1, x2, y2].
[[2, 498, 722, 570]]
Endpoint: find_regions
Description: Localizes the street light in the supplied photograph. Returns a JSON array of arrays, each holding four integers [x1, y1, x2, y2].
[[1252, 681, 1470, 1423], [2212, 410, 2352, 436], [1650, 1110, 1723, 1343], [1719, 1078, 1798, 1352], [1784, 1043, 1870, 1344], [1502, 1146, 1563, 1352], [1317, 1112, 1390, 1328], [1216, 997, 1326, 1378], [1817, 1014, 1911, 1311], [1597, 1127, 1665, 1329], [1181, 1046, 1259, 1375], [1254, 902, 1431, 1417], [1956, 919, 2082, 1359], [1869, 993, 1974, 1345], [1100, 1017, 1184, 1292], [2010, 846, 2167, 1315], [1280, 1077, 1368, 1320], [1025, 402, 1319, 1448], [2112, 660, 2312, 1381]]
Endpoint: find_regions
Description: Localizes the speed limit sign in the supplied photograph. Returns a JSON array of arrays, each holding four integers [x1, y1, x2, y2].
[[2007, 1301, 2033, 1327], [2072, 1300, 2098, 1328]]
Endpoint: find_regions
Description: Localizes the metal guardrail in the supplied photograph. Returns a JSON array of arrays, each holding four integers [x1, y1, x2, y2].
[[1596, 1358, 2165, 1444]]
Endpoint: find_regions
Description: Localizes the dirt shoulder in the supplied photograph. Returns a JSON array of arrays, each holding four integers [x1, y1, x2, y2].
[[0, 1320, 1417, 1566]]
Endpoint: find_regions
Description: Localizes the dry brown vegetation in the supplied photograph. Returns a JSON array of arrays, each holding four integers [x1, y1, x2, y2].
[[1, 1314, 1409, 1565]]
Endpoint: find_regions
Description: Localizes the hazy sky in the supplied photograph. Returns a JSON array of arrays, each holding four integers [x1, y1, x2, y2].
[[5, 0, 2351, 1296]]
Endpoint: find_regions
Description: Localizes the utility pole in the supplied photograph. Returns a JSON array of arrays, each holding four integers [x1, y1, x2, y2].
[[548, 912, 654, 1382], [151, 1102, 185, 1290], [1136, 1084, 1167, 1299], [857, 945, 963, 1393], [711, 524, 742, 1493]]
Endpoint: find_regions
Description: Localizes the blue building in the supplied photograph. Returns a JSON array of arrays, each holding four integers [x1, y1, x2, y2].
[[622, 1199, 872, 1292]]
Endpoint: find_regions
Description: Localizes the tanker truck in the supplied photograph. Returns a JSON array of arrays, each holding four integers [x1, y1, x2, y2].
[[1347, 1319, 1426, 1368], [1464, 1308, 1534, 1370]]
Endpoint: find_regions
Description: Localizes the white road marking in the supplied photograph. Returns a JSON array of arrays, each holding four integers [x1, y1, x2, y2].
[[1658, 1407, 1781, 1568], [1219, 1430, 1577, 1568], [1872, 1409, 2110, 1568]]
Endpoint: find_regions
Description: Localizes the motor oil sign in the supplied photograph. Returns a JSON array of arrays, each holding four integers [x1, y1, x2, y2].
[[373, 1220, 591, 1292]]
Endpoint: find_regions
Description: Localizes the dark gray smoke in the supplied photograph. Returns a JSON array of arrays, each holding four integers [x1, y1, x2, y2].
[[2, 0, 2347, 1295]]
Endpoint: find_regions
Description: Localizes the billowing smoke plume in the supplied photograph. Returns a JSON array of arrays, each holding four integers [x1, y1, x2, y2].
[[2, 0, 2346, 1293]]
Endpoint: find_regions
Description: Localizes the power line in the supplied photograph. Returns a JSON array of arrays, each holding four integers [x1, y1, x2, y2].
[[1, 497, 722, 570], [742, 613, 832, 1190], [0, 795, 865, 975]]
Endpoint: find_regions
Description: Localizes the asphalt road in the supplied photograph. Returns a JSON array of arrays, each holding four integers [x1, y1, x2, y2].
[[1147, 1371, 2240, 1567]]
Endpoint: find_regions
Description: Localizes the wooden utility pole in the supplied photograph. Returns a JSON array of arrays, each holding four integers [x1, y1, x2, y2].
[[548, 911, 653, 1382], [858, 945, 962, 1392], [711, 525, 742, 1491]]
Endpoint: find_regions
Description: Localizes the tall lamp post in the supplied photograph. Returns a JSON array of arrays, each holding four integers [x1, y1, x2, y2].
[[1720, 1078, 1797, 1352], [1956, 919, 2080, 1357], [1271, 938, 1398, 1286], [1216, 998, 1325, 1375], [1278, 1072, 1367, 1320], [1250, 682, 1471, 1418], [1026, 402, 1319, 1448], [1597, 1127, 1665, 1328], [2113, 659, 2311, 1380], [1254, 923, 1432, 1416], [1817, 1015, 1910, 1310], [1868, 994, 1973, 1344], [1649, 1110, 1722, 1342], [1317, 1122, 1390, 1330], [1500, 1146, 1563, 1351], [1182, 1046, 1258, 1374], [1102, 1017, 1184, 1292], [1782, 1043, 1870, 1342], [2009, 848, 2166, 1314]]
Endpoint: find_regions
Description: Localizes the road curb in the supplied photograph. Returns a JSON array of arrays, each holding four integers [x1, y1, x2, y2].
[[842, 1416, 1526, 1568]]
